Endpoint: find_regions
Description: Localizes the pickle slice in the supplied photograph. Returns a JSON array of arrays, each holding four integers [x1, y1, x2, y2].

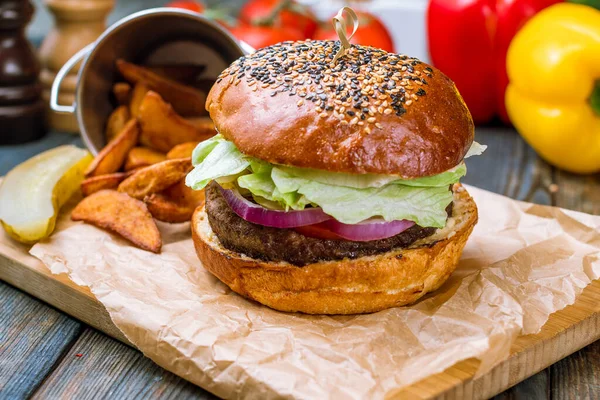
[[0, 145, 92, 244]]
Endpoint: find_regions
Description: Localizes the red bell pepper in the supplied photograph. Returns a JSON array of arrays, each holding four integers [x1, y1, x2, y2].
[[427, 0, 562, 124]]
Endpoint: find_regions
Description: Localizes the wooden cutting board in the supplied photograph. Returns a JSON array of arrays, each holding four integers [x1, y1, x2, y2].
[[1, 227, 600, 399]]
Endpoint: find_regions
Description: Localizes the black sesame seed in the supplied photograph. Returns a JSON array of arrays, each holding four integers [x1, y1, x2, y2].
[[346, 110, 355, 116], [416, 88, 426, 96]]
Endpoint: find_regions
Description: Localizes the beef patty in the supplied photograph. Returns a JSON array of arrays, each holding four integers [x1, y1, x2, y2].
[[205, 182, 451, 267]]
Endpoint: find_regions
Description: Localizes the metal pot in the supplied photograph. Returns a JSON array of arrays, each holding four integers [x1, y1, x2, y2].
[[50, 8, 249, 155]]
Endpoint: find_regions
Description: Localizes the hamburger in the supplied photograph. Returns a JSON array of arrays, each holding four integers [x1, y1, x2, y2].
[[187, 39, 484, 314]]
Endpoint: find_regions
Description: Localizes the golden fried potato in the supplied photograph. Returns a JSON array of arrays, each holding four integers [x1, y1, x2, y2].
[[124, 147, 166, 171], [105, 105, 130, 142], [144, 193, 194, 223], [113, 82, 132, 105], [166, 141, 199, 160], [81, 172, 132, 197], [117, 158, 192, 200], [85, 119, 139, 177], [138, 91, 215, 152], [129, 82, 149, 118], [71, 189, 162, 253], [144, 179, 204, 223], [117, 59, 207, 117]]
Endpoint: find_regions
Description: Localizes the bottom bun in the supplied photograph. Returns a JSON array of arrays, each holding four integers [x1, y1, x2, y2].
[[192, 184, 478, 314]]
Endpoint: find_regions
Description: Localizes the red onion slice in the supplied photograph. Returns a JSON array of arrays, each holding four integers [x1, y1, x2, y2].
[[220, 187, 332, 228], [320, 218, 415, 241]]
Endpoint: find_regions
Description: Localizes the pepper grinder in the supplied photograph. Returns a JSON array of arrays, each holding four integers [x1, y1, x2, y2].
[[0, 0, 46, 144], [39, 0, 114, 133]]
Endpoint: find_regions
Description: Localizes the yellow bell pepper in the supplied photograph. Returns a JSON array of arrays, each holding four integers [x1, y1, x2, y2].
[[506, 3, 600, 174]]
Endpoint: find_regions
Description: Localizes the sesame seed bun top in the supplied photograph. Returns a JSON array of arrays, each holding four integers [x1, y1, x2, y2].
[[206, 40, 474, 178]]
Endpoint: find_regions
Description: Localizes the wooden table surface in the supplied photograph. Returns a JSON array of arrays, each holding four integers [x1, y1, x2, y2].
[[1, 128, 599, 399]]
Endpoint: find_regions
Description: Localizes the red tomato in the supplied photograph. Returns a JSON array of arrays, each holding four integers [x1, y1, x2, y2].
[[293, 224, 345, 241], [314, 11, 395, 53], [230, 22, 304, 49], [240, 0, 318, 39], [165, 1, 205, 13]]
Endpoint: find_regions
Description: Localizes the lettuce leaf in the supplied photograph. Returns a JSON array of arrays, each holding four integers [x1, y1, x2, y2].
[[186, 137, 485, 227], [238, 171, 309, 210], [186, 138, 249, 190], [191, 134, 223, 166], [271, 168, 452, 226], [465, 141, 487, 158], [277, 162, 467, 189]]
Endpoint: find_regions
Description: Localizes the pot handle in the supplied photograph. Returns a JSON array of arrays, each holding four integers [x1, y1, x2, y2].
[[50, 43, 94, 114]]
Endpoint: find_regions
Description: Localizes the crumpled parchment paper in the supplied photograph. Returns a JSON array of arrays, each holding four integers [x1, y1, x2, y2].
[[30, 185, 600, 399]]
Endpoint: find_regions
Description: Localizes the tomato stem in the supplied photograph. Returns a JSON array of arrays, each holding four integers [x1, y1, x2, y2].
[[255, 0, 291, 26], [591, 80, 600, 117]]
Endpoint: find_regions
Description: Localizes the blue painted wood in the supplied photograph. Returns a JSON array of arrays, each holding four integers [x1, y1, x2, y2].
[[0, 131, 82, 176], [465, 127, 552, 205], [32, 328, 216, 400], [0, 282, 82, 399], [550, 340, 600, 400]]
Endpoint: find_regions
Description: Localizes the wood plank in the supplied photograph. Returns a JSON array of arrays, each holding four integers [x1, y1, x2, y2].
[[549, 161, 600, 400], [464, 128, 551, 205], [31, 328, 215, 400], [552, 169, 600, 215], [394, 280, 600, 399], [0, 131, 82, 176], [492, 372, 548, 400], [549, 340, 600, 400], [461, 128, 553, 399], [0, 282, 82, 399], [0, 234, 129, 345]]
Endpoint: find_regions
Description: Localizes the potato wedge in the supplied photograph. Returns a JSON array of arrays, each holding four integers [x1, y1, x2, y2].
[[124, 147, 166, 171], [117, 59, 206, 117], [146, 64, 205, 84], [105, 105, 130, 142], [163, 179, 205, 207], [118, 158, 192, 200], [144, 193, 194, 223], [113, 82, 132, 105], [145, 180, 204, 223], [166, 141, 199, 160], [86, 119, 140, 177], [81, 171, 133, 197], [71, 190, 161, 253], [129, 82, 149, 118], [138, 91, 215, 152]]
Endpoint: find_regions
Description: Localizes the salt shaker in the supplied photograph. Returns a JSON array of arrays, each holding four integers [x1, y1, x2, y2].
[[39, 0, 114, 133]]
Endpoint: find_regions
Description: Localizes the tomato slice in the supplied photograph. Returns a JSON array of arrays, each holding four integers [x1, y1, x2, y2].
[[293, 223, 345, 240]]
